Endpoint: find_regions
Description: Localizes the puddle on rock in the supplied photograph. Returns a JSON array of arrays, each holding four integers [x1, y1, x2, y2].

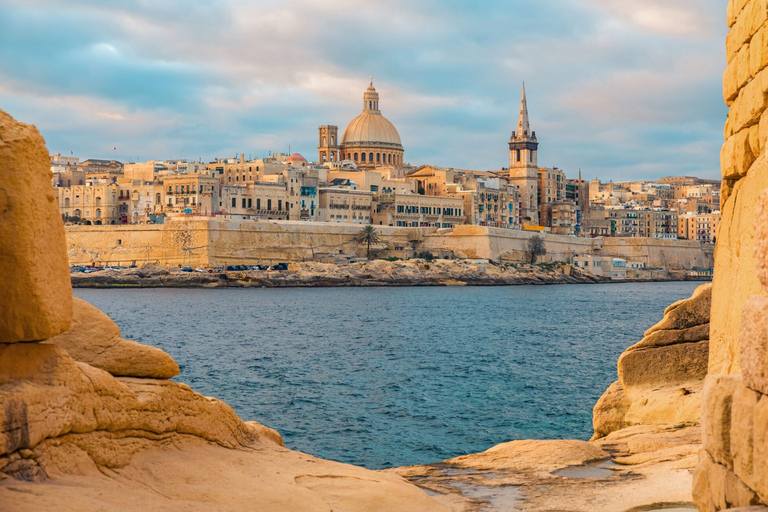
[[552, 459, 619, 479], [449, 481, 524, 511]]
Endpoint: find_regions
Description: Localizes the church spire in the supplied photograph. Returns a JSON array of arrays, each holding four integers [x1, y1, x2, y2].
[[518, 82, 530, 137]]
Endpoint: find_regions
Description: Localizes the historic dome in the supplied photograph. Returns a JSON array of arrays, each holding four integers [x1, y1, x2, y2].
[[339, 80, 404, 169], [285, 153, 307, 166], [341, 112, 401, 146]]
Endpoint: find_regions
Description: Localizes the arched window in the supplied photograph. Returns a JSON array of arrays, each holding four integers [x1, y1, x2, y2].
[[354, 153, 358, 161], [376, 153, 380, 163], [95, 196, 101, 206], [388, 154, 392, 164], [369, 152, 373, 162], [95, 208, 101, 218], [156, 193, 161, 203], [361, 153, 366, 162], [516, 149, 521, 162], [323, 136, 326, 146], [74, 209, 81, 218], [65, 198, 70, 207], [322, 153, 327, 162]]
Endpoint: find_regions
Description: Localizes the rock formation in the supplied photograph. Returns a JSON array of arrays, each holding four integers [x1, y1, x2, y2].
[[0, 110, 72, 342], [0, 109, 449, 511], [592, 283, 711, 439]]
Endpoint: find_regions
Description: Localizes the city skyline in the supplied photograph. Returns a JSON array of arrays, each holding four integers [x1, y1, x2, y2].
[[0, 0, 726, 180]]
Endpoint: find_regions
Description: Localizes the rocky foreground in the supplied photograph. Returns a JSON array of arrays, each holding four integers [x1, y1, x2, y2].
[[67, 259, 699, 288]]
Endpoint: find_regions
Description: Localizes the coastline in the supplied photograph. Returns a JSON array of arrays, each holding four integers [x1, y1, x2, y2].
[[70, 260, 710, 288]]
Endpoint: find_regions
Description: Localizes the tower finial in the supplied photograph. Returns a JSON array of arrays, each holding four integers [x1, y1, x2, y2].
[[518, 82, 530, 137], [370, 75, 374, 88]]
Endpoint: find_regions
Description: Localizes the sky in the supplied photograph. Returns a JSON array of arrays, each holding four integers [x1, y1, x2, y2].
[[0, 0, 728, 181]]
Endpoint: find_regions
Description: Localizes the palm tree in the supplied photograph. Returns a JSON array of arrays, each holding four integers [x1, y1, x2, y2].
[[354, 225, 381, 260]]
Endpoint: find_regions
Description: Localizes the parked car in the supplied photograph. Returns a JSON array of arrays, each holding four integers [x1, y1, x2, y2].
[[180, 267, 193, 272], [226, 266, 238, 271], [270, 263, 289, 271], [194, 268, 207, 273]]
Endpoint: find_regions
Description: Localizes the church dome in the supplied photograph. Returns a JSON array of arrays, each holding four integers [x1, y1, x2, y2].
[[341, 112, 401, 146], [341, 82, 402, 147], [338, 80, 404, 168]]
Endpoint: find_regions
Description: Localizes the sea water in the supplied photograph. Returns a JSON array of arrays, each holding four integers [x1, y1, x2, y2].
[[75, 281, 700, 469]]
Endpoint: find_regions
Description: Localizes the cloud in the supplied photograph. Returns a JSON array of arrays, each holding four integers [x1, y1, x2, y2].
[[0, 0, 728, 180]]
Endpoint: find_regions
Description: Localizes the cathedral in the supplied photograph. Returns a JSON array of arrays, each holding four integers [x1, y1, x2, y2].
[[318, 79, 404, 169]]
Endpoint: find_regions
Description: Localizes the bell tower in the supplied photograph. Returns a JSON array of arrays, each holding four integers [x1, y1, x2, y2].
[[508, 83, 539, 225], [318, 125, 339, 164]]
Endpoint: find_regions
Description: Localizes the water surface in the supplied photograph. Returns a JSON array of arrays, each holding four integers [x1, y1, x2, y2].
[[75, 282, 700, 469]]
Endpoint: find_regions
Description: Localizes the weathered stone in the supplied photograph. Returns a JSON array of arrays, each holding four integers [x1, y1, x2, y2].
[[618, 340, 709, 391], [727, 0, 768, 64], [45, 298, 179, 379], [726, 468, 762, 509], [723, 507, 768, 511], [710, 155, 768, 376], [591, 380, 631, 439], [726, 66, 768, 138], [645, 283, 711, 336], [752, 396, 768, 503], [702, 375, 740, 468], [732, 383, 761, 491], [740, 295, 768, 395], [722, 129, 756, 179], [623, 385, 703, 426], [0, 110, 72, 343], [694, 449, 729, 512], [631, 323, 709, 350], [755, 189, 768, 291]]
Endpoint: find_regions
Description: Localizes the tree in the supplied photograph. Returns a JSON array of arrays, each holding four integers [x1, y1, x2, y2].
[[527, 235, 546, 264], [354, 225, 381, 259]]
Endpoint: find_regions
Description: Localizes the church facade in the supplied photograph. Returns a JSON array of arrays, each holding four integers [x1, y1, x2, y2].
[[507, 84, 540, 225]]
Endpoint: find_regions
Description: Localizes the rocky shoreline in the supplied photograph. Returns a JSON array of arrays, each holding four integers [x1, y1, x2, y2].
[[70, 259, 706, 288]]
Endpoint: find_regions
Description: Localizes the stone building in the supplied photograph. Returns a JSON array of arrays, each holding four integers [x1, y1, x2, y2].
[[372, 192, 464, 228], [219, 183, 290, 220], [323, 79, 404, 170], [318, 187, 373, 224], [537, 166, 566, 227], [163, 174, 219, 216], [57, 180, 123, 225], [508, 84, 539, 225]]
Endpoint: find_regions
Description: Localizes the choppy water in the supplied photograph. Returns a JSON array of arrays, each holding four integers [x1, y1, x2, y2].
[[74, 282, 700, 470]]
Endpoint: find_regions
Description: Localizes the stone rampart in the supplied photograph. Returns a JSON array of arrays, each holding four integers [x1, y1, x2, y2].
[[65, 219, 713, 270]]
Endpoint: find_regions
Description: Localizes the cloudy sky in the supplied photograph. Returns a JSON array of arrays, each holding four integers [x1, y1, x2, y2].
[[0, 0, 727, 180]]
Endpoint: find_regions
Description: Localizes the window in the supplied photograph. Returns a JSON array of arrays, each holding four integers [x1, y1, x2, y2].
[[257, 199, 261, 210], [516, 149, 521, 162], [242, 198, 246, 208], [232, 197, 236, 208], [278, 200, 282, 211], [354, 153, 358, 161], [369, 153, 373, 162], [361, 153, 366, 162], [267, 199, 272, 210]]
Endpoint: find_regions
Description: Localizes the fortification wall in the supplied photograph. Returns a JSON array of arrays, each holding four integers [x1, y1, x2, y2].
[[65, 219, 715, 269], [421, 225, 594, 263], [599, 238, 714, 270]]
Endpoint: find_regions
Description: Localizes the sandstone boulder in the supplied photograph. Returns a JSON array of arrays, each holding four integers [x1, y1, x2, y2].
[[591, 381, 631, 440], [739, 295, 768, 396], [45, 298, 179, 379], [645, 283, 712, 336], [593, 284, 711, 439], [0, 110, 72, 342]]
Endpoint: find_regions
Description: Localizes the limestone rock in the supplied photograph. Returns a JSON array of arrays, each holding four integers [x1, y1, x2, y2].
[[618, 340, 709, 391], [644, 283, 711, 336], [45, 298, 179, 379], [623, 384, 703, 427], [740, 295, 768, 395], [702, 374, 740, 469], [0, 110, 72, 342], [591, 381, 631, 440], [732, 384, 760, 491], [632, 323, 710, 350], [710, 156, 768, 376], [445, 439, 609, 472], [756, 189, 768, 290]]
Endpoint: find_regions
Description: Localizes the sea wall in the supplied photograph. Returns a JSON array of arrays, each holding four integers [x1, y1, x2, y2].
[[65, 219, 713, 269]]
